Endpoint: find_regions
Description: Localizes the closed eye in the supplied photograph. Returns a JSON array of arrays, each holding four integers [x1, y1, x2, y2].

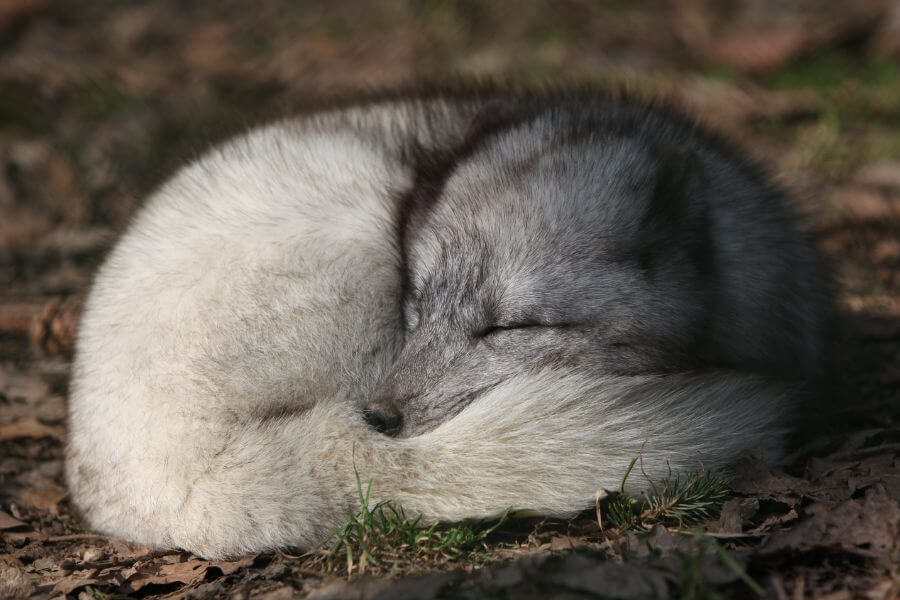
[[476, 321, 548, 338]]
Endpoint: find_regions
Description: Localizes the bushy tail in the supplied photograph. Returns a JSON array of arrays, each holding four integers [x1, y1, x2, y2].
[[168, 369, 787, 558]]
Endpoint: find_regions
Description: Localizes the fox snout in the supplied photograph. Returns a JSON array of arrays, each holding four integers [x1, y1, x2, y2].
[[366, 327, 514, 437], [363, 394, 405, 436]]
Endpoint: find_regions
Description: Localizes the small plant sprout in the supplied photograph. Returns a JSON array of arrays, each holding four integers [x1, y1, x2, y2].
[[602, 457, 731, 532]]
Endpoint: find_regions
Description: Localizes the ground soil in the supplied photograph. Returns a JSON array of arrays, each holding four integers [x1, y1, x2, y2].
[[1, 1, 898, 598]]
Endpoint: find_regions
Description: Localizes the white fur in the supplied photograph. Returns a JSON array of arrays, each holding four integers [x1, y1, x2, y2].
[[67, 105, 789, 559]]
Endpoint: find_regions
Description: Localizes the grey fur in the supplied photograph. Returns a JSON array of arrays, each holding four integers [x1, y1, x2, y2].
[[65, 88, 830, 558], [368, 96, 829, 436]]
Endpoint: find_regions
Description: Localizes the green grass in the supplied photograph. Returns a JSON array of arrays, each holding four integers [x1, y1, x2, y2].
[[303, 467, 513, 577], [750, 47, 900, 177], [765, 48, 900, 90], [761, 47, 900, 130]]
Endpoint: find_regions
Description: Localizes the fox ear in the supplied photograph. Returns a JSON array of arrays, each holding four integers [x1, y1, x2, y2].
[[643, 147, 707, 231], [639, 147, 711, 271]]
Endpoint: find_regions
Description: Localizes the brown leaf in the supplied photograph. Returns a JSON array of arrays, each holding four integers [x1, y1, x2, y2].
[[123, 556, 254, 593], [30, 296, 82, 358], [623, 524, 691, 559], [717, 501, 743, 535], [760, 484, 900, 564], [548, 535, 579, 552], [0, 417, 64, 441], [0, 368, 51, 406], [855, 161, 900, 191], [0, 510, 30, 531], [20, 482, 67, 512], [0, 302, 36, 334], [731, 456, 809, 506], [51, 574, 109, 596], [256, 586, 299, 600], [691, 0, 892, 73], [831, 187, 900, 222], [708, 24, 808, 73], [0, 564, 34, 599]]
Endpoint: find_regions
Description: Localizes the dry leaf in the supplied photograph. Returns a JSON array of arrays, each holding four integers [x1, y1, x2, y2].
[[548, 535, 580, 552], [0, 564, 34, 599], [51, 575, 108, 596], [256, 586, 298, 600], [760, 484, 900, 564], [715, 499, 745, 534], [855, 161, 900, 191], [0, 417, 64, 441], [730, 456, 809, 506], [123, 556, 254, 593], [20, 483, 67, 512], [30, 296, 82, 357], [0, 369, 50, 406], [0, 510, 29, 531]]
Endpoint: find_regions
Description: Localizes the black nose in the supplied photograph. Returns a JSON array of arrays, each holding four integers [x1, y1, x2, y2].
[[364, 407, 403, 436]]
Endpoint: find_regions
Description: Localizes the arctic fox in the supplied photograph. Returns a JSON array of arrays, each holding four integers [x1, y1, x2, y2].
[[66, 88, 829, 559]]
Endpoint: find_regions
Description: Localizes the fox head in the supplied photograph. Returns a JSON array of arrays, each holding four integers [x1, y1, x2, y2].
[[365, 106, 716, 437]]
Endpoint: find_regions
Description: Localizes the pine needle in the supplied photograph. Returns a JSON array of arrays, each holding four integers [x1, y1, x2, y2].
[[604, 462, 731, 532]]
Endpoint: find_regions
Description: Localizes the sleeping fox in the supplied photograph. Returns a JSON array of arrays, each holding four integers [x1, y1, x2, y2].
[[66, 88, 830, 558]]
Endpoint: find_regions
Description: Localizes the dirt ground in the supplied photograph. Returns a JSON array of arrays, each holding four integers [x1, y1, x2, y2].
[[1, 1, 898, 598]]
